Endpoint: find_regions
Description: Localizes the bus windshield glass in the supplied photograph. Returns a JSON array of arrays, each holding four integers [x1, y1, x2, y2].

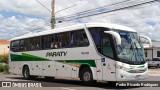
[[89, 27, 146, 64], [115, 31, 146, 64]]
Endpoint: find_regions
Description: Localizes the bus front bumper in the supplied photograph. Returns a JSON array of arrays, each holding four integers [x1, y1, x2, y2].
[[116, 69, 148, 81]]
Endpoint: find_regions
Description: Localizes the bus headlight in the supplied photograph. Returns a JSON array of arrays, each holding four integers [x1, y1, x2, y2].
[[117, 65, 147, 73]]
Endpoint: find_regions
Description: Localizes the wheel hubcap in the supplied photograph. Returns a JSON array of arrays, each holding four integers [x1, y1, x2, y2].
[[83, 72, 90, 81], [24, 69, 29, 78]]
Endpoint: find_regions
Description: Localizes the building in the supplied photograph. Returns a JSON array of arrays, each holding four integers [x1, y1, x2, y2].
[[145, 41, 160, 60], [0, 40, 10, 55]]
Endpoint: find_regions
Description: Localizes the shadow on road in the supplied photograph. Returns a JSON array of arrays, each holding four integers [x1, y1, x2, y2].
[[6, 76, 140, 89]]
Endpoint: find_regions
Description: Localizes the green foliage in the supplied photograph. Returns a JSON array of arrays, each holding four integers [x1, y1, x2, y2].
[[0, 55, 8, 64], [3, 65, 10, 74], [0, 63, 10, 74], [0, 64, 4, 72], [0, 55, 10, 74]]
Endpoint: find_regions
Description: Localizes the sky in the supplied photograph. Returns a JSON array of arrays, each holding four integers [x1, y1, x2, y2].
[[0, 0, 160, 40]]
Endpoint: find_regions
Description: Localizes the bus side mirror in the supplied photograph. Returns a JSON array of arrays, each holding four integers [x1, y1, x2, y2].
[[104, 31, 121, 45], [139, 35, 152, 48]]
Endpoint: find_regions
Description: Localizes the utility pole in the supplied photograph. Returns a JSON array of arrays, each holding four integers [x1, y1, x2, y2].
[[50, 0, 77, 29], [51, 0, 55, 29]]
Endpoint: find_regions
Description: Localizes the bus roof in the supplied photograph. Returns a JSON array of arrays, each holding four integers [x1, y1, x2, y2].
[[10, 22, 136, 41]]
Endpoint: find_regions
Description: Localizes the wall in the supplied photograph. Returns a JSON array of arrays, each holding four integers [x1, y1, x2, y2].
[[146, 49, 152, 60], [0, 44, 9, 55], [153, 47, 160, 59], [145, 47, 160, 60]]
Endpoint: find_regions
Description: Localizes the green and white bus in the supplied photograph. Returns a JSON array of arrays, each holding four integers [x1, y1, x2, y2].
[[9, 23, 152, 83]]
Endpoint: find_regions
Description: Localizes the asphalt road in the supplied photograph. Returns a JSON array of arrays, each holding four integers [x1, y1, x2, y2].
[[0, 68, 160, 90]]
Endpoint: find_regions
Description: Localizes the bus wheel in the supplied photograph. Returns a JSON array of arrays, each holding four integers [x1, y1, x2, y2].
[[23, 66, 31, 80], [80, 68, 95, 85]]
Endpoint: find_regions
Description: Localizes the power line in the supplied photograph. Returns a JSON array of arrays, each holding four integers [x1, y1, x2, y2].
[[35, 0, 52, 13], [55, 0, 76, 6], [83, 2, 155, 21], [55, 4, 77, 15], [55, 0, 157, 22], [55, 0, 132, 20], [65, 0, 132, 17]]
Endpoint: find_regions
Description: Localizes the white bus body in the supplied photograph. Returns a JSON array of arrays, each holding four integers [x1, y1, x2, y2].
[[9, 23, 151, 83]]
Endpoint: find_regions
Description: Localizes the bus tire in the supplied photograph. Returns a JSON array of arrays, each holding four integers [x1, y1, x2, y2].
[[80, 68, 95, 85], [23, 66, 32, 80]]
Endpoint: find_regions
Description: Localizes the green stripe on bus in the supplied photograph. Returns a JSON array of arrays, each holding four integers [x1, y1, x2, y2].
[[10, 53, 96, 67], [56, 60, 96, 67], [10, 53, 49, 61]]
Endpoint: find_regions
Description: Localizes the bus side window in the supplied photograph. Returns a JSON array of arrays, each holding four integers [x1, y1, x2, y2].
[[89, 28, 102, 53], [54, 34, 63, 48], [70, 32, 74, 47], [19, 40, 25, 51], [14, 39, 29, 52], [73, 30, 89, 47], [82, 31, 89, 46], [102, 35, 114, 58], [30, 37, 41, 50], [42, 35, 53, 49], [54, 33, 70, 48], [51, 34, 55, 49], [25, 39, 31, 51], [11, 40, 19, 52]]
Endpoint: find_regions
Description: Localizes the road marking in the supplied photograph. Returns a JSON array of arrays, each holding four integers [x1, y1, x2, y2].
[[61, 87, 76, 90]]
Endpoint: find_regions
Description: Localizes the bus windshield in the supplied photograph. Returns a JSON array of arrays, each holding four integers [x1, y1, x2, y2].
[[115, 31, 146, 64], [89, 27, 146, 65]]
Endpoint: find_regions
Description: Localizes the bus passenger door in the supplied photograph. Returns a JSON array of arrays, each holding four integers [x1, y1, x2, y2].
[[101, 34, 116, 81], [102, 58, 116, 81]]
